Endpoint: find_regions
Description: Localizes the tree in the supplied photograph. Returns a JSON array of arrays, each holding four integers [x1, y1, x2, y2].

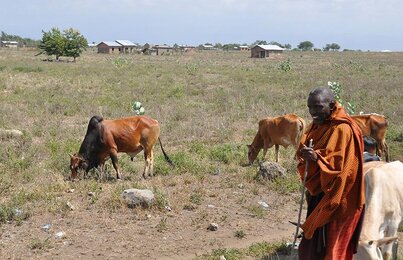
[[222, 43, 239, 51], [284, 43, 292, 50], [297, 41, 314, 51], [63, 28, 87, 61], [252, 40, 267, 46], [269, 41, 284, 48], [1, 31, 40, 47], [323, 43, 341, 51], [38, 27, 87, 61], [214, 43, 223, 49], [39, 28, 65, 60]]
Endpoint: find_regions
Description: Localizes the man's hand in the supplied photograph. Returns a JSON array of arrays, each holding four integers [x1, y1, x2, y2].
[[300, 144, 318, 162]]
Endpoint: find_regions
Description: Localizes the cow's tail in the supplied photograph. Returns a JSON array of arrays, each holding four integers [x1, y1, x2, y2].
[[158, 137, 174, 167]]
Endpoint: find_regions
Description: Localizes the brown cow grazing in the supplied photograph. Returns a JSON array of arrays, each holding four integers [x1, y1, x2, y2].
[[351, 113, 389, 161], [247, 114, 305, 165], [70, 115, 173, 180]]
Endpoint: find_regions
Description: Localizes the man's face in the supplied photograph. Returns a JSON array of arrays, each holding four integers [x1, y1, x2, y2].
[[307, 94, 334, 125]]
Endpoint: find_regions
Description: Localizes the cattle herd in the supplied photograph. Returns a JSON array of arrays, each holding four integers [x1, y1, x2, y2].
[[70, 112, 400, 260]]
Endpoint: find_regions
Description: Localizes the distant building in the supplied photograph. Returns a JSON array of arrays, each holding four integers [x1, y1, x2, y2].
[[97, 40, 137, 54], [1, 41, 19, 48], [142, 44, 173, 55], [154, 44, 173, 55], [97, 41, 123, 54], [201, 44, 214, 50], [115, 40, 137, 53], [239, 45, 250, 51], [178, 45, 196, 52], [251, 44, 284, 58]]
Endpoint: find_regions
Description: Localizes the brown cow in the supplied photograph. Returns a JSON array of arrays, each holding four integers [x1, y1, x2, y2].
[[247, 114, 305, 164], [70, 115, 173, 179], [351, 113, 389, 161]]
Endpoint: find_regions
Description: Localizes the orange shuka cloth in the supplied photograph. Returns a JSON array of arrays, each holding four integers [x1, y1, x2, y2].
[[296, 103, 365, 240]]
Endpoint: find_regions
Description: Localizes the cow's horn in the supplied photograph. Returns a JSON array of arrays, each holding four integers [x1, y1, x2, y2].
[[376, 236, 398, 246]]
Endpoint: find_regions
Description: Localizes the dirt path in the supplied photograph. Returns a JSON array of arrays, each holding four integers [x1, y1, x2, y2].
[[0, 196, 299, 259]]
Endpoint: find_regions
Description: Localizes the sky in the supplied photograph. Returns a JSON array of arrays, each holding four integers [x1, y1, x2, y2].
[[1, 0, 402, 51]]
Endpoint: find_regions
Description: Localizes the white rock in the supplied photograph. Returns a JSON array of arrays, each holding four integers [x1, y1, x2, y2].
[[42, 224, 51, 232], [207, 223, 219, 231], [66, 201, 75, 210], [121, 189, 155, 207], [55, 231, 66, 239], [258, 201, 269, 208]]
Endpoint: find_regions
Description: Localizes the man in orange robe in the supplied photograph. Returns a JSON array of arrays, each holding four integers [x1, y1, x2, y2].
[[297, 87, 365, 260]]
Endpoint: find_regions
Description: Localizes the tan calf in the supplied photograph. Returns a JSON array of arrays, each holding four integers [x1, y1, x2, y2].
[[247, 114, 305, 164]]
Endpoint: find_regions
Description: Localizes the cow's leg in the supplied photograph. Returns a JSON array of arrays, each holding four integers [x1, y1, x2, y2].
[[262, 148, 268, 162], [275, 145, 279, 162], [149, 150, 154, 177], [382, 141, 389, 162], [110, 151, 122, 179], [143, 148, 152, 178], [382, 218, 400, 259]]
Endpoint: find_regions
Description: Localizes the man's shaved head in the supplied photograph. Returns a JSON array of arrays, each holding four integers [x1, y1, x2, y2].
[[309, 87, 335, 103]]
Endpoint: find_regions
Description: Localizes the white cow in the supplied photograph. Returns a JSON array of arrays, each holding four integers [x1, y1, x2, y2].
[[355, 161, 403, 260]]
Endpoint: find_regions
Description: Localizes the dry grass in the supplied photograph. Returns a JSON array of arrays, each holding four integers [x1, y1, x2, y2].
[[0, 48, 402, 259]]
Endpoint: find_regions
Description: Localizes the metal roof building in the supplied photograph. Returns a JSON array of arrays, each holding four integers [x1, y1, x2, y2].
[[251, 44, 285, 58]]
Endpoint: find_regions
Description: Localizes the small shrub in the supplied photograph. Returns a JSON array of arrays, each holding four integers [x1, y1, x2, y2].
[[0, 204, 30, 224], [111, 56, 132, 68], [190, 192, 203, 205], [168, 85, 185, 99], [248, 205, 265, 218], [185, 63, 199, 74], [209, 248, 244, 260], [234, 230, 246, 239], [328, 81, 356, 114], [153, 187, 169, 210], [278, 59, 293, 72], [30, 237, 51, 250], [156, 217, 168, 232]]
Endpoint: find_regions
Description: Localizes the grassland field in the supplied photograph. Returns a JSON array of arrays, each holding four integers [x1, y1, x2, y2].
[[0, 49, 402, 259]]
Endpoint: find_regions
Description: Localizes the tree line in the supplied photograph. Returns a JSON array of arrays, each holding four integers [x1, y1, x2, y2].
[[0, 31, 40, 47], [2, 28, 345, 62], [198, 40, 341, 52]]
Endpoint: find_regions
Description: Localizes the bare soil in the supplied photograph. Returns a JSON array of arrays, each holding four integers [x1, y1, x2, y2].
[[0, 172, 300, 260]]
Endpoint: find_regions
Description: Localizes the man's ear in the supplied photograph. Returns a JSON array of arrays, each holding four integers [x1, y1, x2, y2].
[[329, 101, 336, 111]]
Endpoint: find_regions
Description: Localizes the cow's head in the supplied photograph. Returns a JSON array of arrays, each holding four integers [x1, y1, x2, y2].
[[247, 145, 259, 165], [69, 154, 88, 179], [356, 237, 398, 260]]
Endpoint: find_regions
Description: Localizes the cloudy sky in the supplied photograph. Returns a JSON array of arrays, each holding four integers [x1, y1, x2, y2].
[[1, 0, 402, 51]]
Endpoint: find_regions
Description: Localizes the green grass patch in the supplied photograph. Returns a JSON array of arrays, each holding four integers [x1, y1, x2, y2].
[[13, 66, 43, 73], [197, 240, 291, 260], [209, 143, 245, 164]]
